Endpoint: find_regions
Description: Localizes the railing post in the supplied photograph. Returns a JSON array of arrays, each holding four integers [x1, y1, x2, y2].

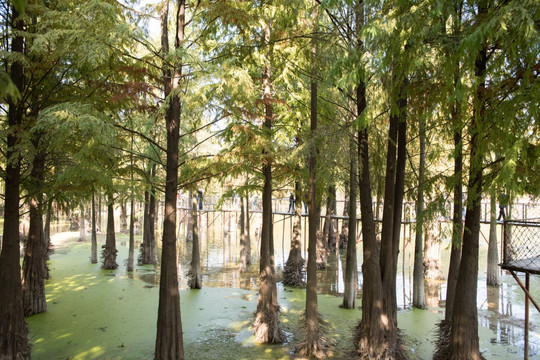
[[525, 273, 529, 360]]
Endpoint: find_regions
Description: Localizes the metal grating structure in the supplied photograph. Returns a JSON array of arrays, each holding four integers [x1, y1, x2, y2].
[[500, 220, 540, 360], [501, 221, 540, 275]]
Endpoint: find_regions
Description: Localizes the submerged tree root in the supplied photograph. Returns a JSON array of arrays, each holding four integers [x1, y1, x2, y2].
[[433, 320, 451, 360], [252, 306, 286, 344], [186, 266, 202, 289], [101, 244, 118, 269], [283, 251, 305, 287], [433, 320, 486, 360], [353, 324, 407, 360], [295, 311, 332, 359]]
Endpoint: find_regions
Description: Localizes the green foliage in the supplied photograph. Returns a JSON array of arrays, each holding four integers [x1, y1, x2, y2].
[[0, 71, 20, 101]]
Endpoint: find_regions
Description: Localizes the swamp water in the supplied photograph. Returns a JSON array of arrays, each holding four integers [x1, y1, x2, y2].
[[27, 212, 539, 359]]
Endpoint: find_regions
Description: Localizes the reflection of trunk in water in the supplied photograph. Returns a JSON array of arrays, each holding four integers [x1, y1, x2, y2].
[[487, 285, 499, 336]]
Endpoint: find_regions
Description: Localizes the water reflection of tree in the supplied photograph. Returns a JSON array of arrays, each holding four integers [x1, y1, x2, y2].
[[316, 253, 340, 296], [487, 285, 500, 339]]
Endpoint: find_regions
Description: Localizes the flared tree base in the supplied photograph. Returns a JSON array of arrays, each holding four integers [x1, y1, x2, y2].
[[295, 312, 331, 359], [283, 250, 305, 287], [253, 306, 286, 344], [433, 320, 486, 360], [101, 245, 118, 270], [354, 324, 407, 360]]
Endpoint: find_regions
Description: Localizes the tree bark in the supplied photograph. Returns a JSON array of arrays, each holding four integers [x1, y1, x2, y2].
[[22, 195, 47, 317], [413, 115, 426, 309], [245, 193, 251, 265], [91, 192, 98, 264], [79, 203, 86, 241], [140, 189, 150, 263], [356, 109, 388, 358], [436, 5, 488, 357], [127, 130, 135, 272], [239, 196, 249, 271], [298, 2, 327, 356], [388, 81, 407, 322], [120, 200, 128, 232], [101, 198, 118, 270], [127, 197, 135, 272], [339, 180, 349, 249], [342, 116, 358, 309], [354, 2, 405, 356], [487, 190, 499, 286], [0, 5, 30, 356], [283, 181, 305, 286], [188, 194, 202, 289], [253, 19, 285, 345], [98, 192, 102, 231], [186, 190, 193, 242], [44, 199, 53, 258], [442, 0, 463, 325], [379, 95, 399, 329], [22, 142, 48, 317], [155, 1, 185, 358], [424, 221, 443, 280], [140, 165, 157, 265], [322, 185, 336, 251]]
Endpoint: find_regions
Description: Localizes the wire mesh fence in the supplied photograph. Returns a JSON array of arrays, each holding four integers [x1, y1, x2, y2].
[[502, 221, 540, 274]]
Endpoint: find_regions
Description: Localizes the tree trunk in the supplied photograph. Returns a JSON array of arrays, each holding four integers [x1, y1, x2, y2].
[[120, 200, 128, 233], [436, 8, 488, 357], [322, 185, 336, 251], [155, 1, 185, 358], [342, 120, 358, 309], [245, 193, 251, 265], [354, 3, 405, 356], [140, 165, 157, 265], [356, 121, 388, 358], [253, 20, 285, 345], [239, 196, 248, 272], [254, 143, 284, 343], [148, 183, 157, 262], [298, 3, 327, 355], [339, 180, 349, 250], [22, 194, 47, 317], [44, 199, 52, 258], [22, 142, 48, 316], [127, 197, 135, 272], [101, 199, 118, 269], [379, 95, 399, 329], [140, 189, 150, 264], [91, 192, 98, 264], [0, 5, 30, 356], [424, 221, 443, 280], [487, 190, 499, 286], [315, 197, 326, 269], [186, 190, 193, 242], [188, 194, 202, 289], [127, 129, 135, 272], [353, 4, 388, 353], [413, 115, 426, 309], [79, 203, 86, 242], [283, 182, 305, 286], [441, 0, 463, 326], [388, 82, 407, 321], [98, 192, 102, 231]]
